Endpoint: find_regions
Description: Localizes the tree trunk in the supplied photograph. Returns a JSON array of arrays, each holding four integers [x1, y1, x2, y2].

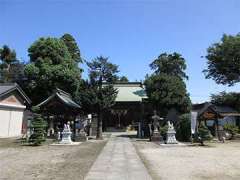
[[96, 110, 103, 140], [96, 74, 103, 140]]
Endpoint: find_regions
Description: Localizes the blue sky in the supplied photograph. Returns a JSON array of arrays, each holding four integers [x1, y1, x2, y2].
[[1, 0, 240, 103]]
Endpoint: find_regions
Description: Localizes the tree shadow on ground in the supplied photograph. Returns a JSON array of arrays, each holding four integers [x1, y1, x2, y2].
[[0, 138, 23, 148]]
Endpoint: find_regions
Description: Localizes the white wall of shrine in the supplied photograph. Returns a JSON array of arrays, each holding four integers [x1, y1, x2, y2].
[[0, 94, 26, 137]]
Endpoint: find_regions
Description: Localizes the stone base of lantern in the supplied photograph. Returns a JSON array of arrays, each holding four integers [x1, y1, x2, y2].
[[166, 129, 178, 144]]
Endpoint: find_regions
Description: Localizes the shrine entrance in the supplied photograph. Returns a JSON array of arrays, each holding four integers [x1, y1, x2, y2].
[[102, 82, 148, 131], [103, 102, 144, 130]]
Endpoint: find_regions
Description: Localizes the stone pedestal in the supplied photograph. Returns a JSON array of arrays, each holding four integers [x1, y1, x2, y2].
[[59, 130, 73, 144], [75, 129, 88, 142], [149, 124, 163, 142], [166, 128, 178, 144], [151, 131, 164, 142]]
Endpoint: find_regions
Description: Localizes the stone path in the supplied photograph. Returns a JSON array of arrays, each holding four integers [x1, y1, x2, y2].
[[85, 132, 153, 180]]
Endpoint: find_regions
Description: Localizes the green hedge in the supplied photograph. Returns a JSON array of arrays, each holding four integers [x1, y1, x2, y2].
[[176, 113, 191, 142]]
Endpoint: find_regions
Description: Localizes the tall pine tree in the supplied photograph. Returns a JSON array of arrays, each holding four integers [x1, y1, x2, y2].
[[77, 56, 119, 139], [0, 45, 24, 83]]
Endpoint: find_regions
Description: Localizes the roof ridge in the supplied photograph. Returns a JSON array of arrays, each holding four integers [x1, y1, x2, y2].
[[55, 88, 71, 97], [0, 83, 17, 86], [0, 83, 31, 104]]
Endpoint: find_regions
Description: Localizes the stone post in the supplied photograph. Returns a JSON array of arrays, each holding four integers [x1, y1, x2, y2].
[[91, 114, 98, 136]]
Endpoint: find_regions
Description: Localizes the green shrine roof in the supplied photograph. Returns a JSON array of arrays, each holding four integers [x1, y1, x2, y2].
[[113, 82, 147, 102]]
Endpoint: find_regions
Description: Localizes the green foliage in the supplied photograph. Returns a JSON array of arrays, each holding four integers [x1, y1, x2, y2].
[[75, 56, 119, 139], [198, 122, 213, 141], [159, 124, 168, 137], [74, 80, 97, 113], [31, 106, 40, 113], [145, 52, 191, 116], [176, 113, 191, 141], [211, 91, 240, 112], [28, 37, 71, 64], [0, 45, 24, 83], [23, 37, 82, 104], [61, 33, 82, 63], [80, 56, 119, 110], [223, 124, 239, 136], [150, 52, 188, 80], [29, 114, 47, 146], [0, 45, 17, 64], [204, 33, 240, 86], [87, 56, 119, 83], [145, 74, 191, 115], [118, 76, 129, 82]]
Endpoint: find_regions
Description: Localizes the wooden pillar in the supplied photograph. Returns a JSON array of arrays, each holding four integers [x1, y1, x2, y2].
[[140, 102, 145, 138], [214, 117, 220, 140], [73, 114, 77, 140]]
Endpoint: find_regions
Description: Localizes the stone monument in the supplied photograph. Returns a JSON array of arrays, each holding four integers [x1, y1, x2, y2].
[[166, 121, 178, 144], [75, 128, 88, 142], [75, 118, 88, 142], [59, 122, 73, 144], [150, 110, 163, 142]]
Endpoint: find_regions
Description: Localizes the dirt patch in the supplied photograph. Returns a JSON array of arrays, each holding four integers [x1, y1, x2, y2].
[[0, 139, 107, 180], [133, 139, 240, 180]]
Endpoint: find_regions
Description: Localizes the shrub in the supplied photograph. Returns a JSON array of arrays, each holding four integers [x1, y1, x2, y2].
[[29, 114, 47, 146], [176, 113, 191, 142], [223, 124, 239, 136], [160, 124, 168, 139], [198, 122, 213, 141]]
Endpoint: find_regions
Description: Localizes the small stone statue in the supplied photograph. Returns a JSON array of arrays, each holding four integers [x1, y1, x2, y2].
[[168, 121, 174, 130], [150, 110, 163, 142], [57, 131, 61, 141], [64, 121, 71, 131], [152, 110, 161, 133], [166, 121, 178, 144], [59, 121, 73, 144]]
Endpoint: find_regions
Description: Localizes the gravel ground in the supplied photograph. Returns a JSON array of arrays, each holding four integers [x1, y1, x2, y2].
[[0, 138, 107, 180], [133, 140, 240, 180]]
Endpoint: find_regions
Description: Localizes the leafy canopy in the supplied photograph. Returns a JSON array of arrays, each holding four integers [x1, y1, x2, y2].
[[28, 37, 71, 64], [145, 52, 191, 115], [24, 37, 82, 104], [118, 76, 129, 82], [150, 52, 188, 80], [211, 91, 240, 112], [60, 33, 82, 63], [145, 74, 191, 115], [0, 45, 24, 83], [0, 45, 17, 64], [87, 56, 119, 84], [80, 56, 119, 110], [204, 33, 240, 86]]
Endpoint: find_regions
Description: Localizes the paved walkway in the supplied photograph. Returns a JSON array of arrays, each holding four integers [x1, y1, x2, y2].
[[85, 132, 152, 180]]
